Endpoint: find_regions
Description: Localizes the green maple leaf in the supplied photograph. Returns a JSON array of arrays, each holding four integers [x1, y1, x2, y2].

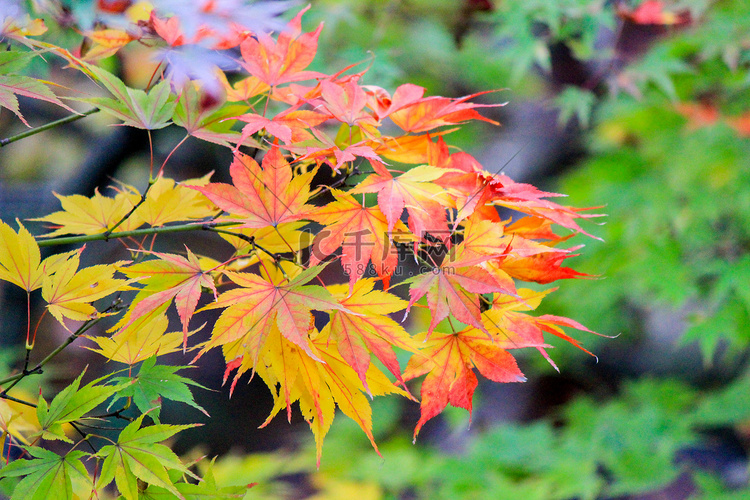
[[96, 414, 197, 500], [111, 356, 209, 423], [78, 63, 176, 130], [0, 448, 90, 500], [141, 458, 250, 499], [36, 370, 128, 443]]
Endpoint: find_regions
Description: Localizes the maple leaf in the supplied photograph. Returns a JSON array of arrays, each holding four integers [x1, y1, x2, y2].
[[218, 221, 314, 258], [128, 173, 215, 228], [388, 90, 504, 133], [96, 414, 196, 500], [255, 326, 405, 466], [324, 279, 421, 394], [404, 225, 517, 337], [32, 188, 141, 237], [82, 28, 133, 61], [79, 63, 177, 129], [490, 174, 604, 239], [110, 356, 209, 423], [35, 370, 129, 443], [366, 82, 428, 121], [403, 326, 526, 441], [199, 264, 345, 375], [433, 167, 503, 225], [309, 78, 380, 138], [478, 289, 603, 371], [404, 264, 515, 338], [86, 306, 194, 365], [0, 219, 47, 292], [172, 81, 263, 149], [351, 161, 453, 244], [450, 215, 511, 268], [0, 448, 90, 500], [150, 12, 190, 47], [309, 189, 410, 290], [217, 69, 270, 102], [117, 247, 219, 349], [235, 106, 329, 145], [0, 50, 76, 127], [191, 147, 316, 228], [0, 395, 41, 448], [238, 5, 325, 87], [296, 126, 383, 171], [498, 243, 595, 284], [41, 250, 130, 328], [504, 215, 574, 243], [0, 7, 47, 47]]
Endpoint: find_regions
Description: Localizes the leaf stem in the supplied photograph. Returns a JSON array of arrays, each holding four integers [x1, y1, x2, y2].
[[0, 108, 99, 147]]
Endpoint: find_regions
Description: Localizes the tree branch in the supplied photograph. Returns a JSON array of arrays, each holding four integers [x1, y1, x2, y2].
[[0, 108, 99, 148]]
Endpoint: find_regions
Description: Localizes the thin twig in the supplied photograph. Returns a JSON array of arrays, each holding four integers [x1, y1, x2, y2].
[[0, 108, 99, 147]]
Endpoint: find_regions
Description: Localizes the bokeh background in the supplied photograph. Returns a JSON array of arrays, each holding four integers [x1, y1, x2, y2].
[[1, 1, 750, 498]]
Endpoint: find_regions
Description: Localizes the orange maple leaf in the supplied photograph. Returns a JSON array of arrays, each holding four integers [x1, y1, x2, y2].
[[404, 264, 515, 338], [388, 90, 504, 133], [238, 5, 325, 87], [200, 264, 346, 381], [497, 243, 595, 284], [309, 189, 407, 290], [404, 220, 516, 337], [324, 279, 421, 395], [235, 107, 329, 145], [485, 290, 602, 369], [351, 161, 453, 244], [192, 147, 316, 228], [403, 327, 526, 441], [490, 174, 604, 239], [309, 78, 380, 138]]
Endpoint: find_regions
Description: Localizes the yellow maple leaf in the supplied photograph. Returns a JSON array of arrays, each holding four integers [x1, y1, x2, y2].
[[255, 326, 405, 466], [33, 189, 141, 237], [42, 250, 131, 327], [0, 219, 45, 292], [216, 221, 313, 256], [131, 174, 216, 227], [83, 28, 133, 61], [85, 305, 196, 365]]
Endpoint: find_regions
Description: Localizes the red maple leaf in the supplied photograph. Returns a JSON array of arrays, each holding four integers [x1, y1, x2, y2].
[[308, 78, 380, 138], [117, 247, 218, 349]]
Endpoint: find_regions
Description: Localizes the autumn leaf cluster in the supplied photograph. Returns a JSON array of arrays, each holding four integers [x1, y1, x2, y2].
[[0, 2, 602, 497]]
